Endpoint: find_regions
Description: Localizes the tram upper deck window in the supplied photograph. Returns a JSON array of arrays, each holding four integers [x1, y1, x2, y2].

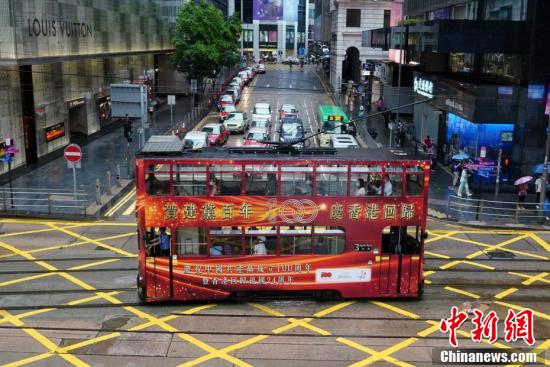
[[281, 166, 313, 196], [174, 165, 206, 196], [406, 166, 424, 196], [385, 165, 403, 196], [316, 165, 348, 196], [176, 227, 207, 255], [210, 165, 242, 196], [145, 164, 170, 195], [351, 165, 382, 196], [245, 165, 278, 196]]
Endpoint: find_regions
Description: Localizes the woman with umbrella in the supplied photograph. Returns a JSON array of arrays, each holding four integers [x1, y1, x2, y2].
[[514, 176, 532, 209]]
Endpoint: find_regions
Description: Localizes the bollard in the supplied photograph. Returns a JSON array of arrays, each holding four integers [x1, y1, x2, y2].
[[95, 178, 101, 205], [106, 171, 112, 195], [116, 164, 122, 188]]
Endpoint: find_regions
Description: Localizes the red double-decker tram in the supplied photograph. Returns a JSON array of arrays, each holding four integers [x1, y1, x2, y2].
[[135, 138, 430, 302]]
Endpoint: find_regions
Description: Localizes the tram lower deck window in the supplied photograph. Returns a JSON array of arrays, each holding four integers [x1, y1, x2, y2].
[[176, 227, 207, 255]]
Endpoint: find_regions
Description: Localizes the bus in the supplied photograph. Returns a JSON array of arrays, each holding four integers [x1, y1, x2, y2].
[[135, 137, 430, 302], [318, 105, 350, 147]]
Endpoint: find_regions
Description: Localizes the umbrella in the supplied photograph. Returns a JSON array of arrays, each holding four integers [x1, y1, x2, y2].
[[452, 153, 470, 160], [514, 176, 533, 185], [532, 164, 550, 174]]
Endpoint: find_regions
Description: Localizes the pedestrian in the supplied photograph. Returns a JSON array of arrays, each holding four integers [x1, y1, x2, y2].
[[535, 175, 542, 208], [354, 178, 367, 196], [158, 227, 170, 257], [423, 136, 432, 152], [452, 161, 461, 187], [427, 143, 437, 170], [457, 165, 473, 198], [517, 183, 527, 209], [253, 236, 267, 255]]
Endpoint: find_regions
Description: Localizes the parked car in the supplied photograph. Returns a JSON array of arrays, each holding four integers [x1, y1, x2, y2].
[[256, 64, 266, 74], [250, 117, 272, 135], [225, 90, 238, 104], [217, 94, 234, 110], [278, 120, 305, 148], [245, 68, 255, 79], [330, 134, 359, 148], [227, 86, 241, 103], [238, 71, 250, 84], [183, 131, 208, 150], [278, 104, 299, 121], [243, 128, 269, 147], [223, 112, 249, 133], [228, 81, 242, 93], [219, 104, 237, 121], [252, 102, 272, 123], [232, 77, 244, 88], [202, 123, 230, 146]]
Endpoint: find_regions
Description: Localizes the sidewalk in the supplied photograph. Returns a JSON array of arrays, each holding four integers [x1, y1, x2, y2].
[[315, 70, 550, 229], [0, 67, 238, 217]]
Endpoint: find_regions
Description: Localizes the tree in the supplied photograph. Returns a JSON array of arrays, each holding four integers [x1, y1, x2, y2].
[[172, 0, 242, 90]]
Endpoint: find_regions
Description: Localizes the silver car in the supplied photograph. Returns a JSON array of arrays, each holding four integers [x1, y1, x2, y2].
[[223, 112, 249, 133]]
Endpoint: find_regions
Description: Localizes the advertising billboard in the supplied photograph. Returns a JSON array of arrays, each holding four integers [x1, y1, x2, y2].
[[283, 0, 298, 22], [253, 0, 283, 20]]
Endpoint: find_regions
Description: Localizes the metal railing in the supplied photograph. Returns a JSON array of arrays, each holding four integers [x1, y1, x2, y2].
[[447, 195, 548, 225], [0, 187, 88, 216]]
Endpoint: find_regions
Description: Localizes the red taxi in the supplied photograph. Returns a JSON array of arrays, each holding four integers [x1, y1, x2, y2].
[[278, 104, 298, 121], [217, 94, 234, 110], [219, 104, 237, 121], [242, 128, 269, 147], [202, 123, 230, 146]]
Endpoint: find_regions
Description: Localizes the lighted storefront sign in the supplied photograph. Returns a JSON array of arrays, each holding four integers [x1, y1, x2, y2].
[[45, 122, 66, 142], [413, 76, 434, 98], [67, 97, 86, 109]]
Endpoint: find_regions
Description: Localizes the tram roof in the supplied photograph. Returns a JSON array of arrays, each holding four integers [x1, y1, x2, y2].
[[136, 142, 427, 163]]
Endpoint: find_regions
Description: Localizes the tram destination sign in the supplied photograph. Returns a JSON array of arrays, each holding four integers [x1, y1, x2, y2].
[[328, 115, 343, 122]]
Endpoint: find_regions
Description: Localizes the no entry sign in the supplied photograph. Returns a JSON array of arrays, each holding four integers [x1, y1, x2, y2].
[[64, 144, 82, 163]]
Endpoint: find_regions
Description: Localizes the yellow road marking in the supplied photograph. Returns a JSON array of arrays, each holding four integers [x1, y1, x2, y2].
[[466, 234, 529, 259], [424, 270, 436, 277], [494, 301, 550, 320], [249, 302, 285, 317], [462, 260, 496, 270], [104, 188, 136, 217], [528, 233, 550, 253], [416, 322, 441, 337], [313, 301, 356, 317], [509, 272, 550, 285], [494, 287, 519, 299], [47, 224, 136, 257], [0, 224, 82, 239], [426, 230, 459, 243], [0, 272, 55, 287], [122, 200, 136, 216], [521, 272, 548, 286], [337, 336, 417, 367], [66, 291, 120, 306], [504, 339, 550, 367], [67, 258, 120, 270], [444, 286, 480, 299], [370, 301, 420, 320], [425, 251, 451, 259], [446, 235, 548, 260], [0, 309, 91, 367], [439, 260, 462, 270], [58, 332, 121, 353]]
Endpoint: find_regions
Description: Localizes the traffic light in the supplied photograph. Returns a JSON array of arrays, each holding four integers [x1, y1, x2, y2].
[[124, 121, 133, 142]]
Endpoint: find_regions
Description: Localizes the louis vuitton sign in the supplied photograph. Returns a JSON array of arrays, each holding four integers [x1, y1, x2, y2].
[[27, 18, 93, 39]]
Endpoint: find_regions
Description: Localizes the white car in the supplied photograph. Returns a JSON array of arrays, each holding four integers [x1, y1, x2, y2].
[[238, 71, 249, 84], [252, 103, 272, 123], [227, 86, 241, 103], [183, 131, 209, 150], [223, 112, 249, 133], [232, 77, 244, 88], [330, 134, 359, 148]]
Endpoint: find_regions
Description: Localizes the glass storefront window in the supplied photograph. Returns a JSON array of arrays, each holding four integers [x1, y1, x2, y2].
[[449, 53, 474, 73], [482, 54, 521, 82]]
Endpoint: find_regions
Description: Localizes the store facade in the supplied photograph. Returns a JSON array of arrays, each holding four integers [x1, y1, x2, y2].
[[0, 0, 172, 171], [412, 72, 518, 168]]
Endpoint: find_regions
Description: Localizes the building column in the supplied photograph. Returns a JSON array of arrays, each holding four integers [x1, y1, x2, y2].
[[228, 0, 235, 16], [253, 20, 260, 61], [278, 20, 286, 61], [294, 21, 298, 57]]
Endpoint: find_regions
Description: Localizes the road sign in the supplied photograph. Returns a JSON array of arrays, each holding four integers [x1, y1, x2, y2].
[[167, 95, 176, 105], [64, 144, 82, 163], [299, 48, 305, 56]]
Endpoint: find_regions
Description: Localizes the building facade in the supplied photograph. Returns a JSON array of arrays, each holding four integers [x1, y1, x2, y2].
[[365, 0, 550, 175], [0, 0, 174, 173], [328, 0, 398, 92], [231, 0, 309, 61]]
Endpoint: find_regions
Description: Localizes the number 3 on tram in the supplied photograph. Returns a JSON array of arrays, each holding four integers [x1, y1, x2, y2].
[[135, 141, 430, 302]]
